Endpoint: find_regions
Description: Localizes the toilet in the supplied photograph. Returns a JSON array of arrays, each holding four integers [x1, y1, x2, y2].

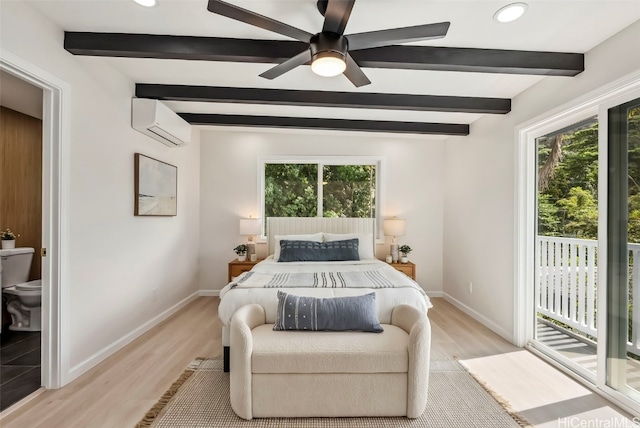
[[0, 248, 42, 332]]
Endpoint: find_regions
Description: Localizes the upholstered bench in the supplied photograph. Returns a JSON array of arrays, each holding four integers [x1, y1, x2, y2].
[[229, 302, 431, 420]]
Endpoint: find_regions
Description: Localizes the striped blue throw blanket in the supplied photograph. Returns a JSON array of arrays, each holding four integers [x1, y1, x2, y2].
[[231, 268, 421, 292]]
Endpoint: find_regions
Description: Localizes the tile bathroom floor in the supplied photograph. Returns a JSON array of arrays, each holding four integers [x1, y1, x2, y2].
[[0, 329, 41, 412]]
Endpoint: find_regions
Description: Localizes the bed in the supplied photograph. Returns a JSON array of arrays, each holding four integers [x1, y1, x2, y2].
[[218, 217, 432, 371]]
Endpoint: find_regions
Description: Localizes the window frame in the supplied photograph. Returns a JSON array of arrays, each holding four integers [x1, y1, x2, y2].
[[258, 156, 385, 241]]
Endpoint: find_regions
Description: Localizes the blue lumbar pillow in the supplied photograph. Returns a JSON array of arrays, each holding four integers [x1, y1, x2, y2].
[[278, 238, 360, 262], [273, 291, 383, 333]]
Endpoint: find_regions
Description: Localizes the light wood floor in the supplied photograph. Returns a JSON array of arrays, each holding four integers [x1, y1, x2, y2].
[[0, 297, 634, 427]]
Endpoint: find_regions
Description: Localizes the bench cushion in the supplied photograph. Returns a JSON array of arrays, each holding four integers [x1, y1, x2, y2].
[[251, 324, 409, 374]]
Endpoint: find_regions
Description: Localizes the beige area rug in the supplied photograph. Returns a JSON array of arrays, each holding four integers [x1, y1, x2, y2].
[[136, 358, 531, 428]]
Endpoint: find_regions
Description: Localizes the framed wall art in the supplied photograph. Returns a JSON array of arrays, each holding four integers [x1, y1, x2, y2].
[[134, 153, 177, 216]]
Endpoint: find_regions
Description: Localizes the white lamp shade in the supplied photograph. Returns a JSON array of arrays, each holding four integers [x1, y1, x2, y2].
[[311, 54, 346, 77], [383, 218, 406, 237], [239, 218, 262, 236]]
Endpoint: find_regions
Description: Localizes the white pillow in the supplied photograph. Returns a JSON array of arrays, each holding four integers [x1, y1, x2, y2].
[[272, 233, 324, 261], [323, 233, 375, 260]]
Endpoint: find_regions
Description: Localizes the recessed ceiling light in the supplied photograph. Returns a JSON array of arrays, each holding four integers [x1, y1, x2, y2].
[[133, 0, 157, 7], [494, 3, 528, 23]]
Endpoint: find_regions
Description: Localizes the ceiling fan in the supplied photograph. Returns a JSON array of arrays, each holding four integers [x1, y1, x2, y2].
[[207, 0, 450, 87]]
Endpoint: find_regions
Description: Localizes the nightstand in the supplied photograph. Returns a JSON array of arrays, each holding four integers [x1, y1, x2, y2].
[[388, 261, 416, 280], [228, 259, 263, 282]]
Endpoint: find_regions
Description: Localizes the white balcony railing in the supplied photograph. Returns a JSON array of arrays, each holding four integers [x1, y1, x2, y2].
[[537, 236, 598, 337], [537, 236, 640, 354]]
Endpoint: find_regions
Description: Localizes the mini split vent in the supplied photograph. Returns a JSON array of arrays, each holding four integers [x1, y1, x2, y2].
[[131, 98, 191, 147]]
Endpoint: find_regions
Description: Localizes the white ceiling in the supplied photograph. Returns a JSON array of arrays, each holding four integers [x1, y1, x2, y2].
[[26, 0, 640, 131]]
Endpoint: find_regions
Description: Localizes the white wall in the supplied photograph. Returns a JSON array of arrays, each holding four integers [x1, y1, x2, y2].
[[0, 70, 43, 119], [1, 2, 201, 380], [199, 129, 445, 294], [443, 20, 640, 340]]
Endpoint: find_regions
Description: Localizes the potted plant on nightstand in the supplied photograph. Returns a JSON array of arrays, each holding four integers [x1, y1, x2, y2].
[[398, 245, 412, 264], [1, 229, 19, 250], [234, 244, 248, 262]]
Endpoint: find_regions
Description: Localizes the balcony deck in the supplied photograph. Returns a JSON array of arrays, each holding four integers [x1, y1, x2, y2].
[[536, 318, 640, 390]]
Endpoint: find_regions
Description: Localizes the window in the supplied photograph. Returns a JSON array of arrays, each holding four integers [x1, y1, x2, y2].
[[264, 163, 319, 218], [260, 157, 381, 236]]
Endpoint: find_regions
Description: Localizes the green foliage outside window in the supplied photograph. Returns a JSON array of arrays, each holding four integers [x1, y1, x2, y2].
[[537, 119, 600, 240], [264, 162, 376, 221], [323, 165, 376, 218], [264, 163, 318, 218], [537, 108, 640, 242]]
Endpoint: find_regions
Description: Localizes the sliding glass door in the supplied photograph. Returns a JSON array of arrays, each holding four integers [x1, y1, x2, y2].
[[607, 97, 640, 401], [534, 117, 600, 381], [520, 78, 640, 412]]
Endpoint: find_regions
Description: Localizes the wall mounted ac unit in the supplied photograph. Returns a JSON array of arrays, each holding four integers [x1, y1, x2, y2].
[[132, 98, 191, 147]]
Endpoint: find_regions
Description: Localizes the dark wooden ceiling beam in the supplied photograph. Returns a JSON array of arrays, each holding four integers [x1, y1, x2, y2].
[[65, 32, 584, 76], [136, 84, 511, 114], [353, 45, 584, 76], [178, 113, 469, 136]]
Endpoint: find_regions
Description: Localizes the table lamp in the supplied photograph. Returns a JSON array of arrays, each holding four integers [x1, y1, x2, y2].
[[239, 217, 261, 260], [383, 217, 406, 263]]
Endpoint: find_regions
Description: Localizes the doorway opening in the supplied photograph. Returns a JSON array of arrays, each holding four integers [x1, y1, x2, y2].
[[0, 75, 44, 409], [0, 50, 68, 413]]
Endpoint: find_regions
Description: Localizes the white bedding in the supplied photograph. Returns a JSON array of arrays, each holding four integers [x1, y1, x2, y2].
[[219, 258, 432, 328]]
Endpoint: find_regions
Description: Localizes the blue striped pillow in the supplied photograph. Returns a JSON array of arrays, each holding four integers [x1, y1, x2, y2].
[[278, 239, 360, 262], [273, 291, 383, 333]]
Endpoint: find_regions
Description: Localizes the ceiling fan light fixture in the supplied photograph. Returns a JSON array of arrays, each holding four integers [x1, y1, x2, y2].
[[494, 3, 528, 23], [311, 51, 346, 77], [133, 0, 157, 7]]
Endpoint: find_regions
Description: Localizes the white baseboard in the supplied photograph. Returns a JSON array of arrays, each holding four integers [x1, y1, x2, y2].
[[67, 291, 201, 383], [442, 292, 514, 343], [426, 291, 443, 298], [198, 290, 220, 297]]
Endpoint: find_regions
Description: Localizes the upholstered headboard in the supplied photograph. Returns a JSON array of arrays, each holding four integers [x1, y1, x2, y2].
[[267, 217, 375, 256]]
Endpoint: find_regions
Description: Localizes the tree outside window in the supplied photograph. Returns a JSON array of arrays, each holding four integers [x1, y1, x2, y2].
[[263, 160, 378, 226]]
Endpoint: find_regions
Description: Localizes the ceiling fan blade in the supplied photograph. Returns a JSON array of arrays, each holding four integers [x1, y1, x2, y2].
[[260, 49, 312, 80], [343, 53, 371, 87], [347, 22, 450, 51], [322, 0, 355, 35], [207, 0, 313, 43]]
